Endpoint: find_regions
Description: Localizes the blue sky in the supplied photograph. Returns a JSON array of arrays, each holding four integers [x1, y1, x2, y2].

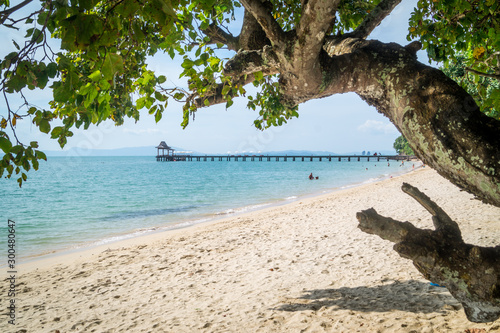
[[2, 0, 424, 154]]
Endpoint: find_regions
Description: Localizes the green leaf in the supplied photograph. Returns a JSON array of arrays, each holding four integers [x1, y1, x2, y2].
[[39, 119, 51, 134], [222, 85, 230, 96], [155, 110, 162, 122], [53, 83, 72, 102], [10, 145, 23, 154], [0, 137, 12, 153], [181, 59, 194, 69], [35, 150, 47, 161], [102, 53, 124, 80], [50, 126, 64, 139], [132, 22, 146, 43], [5, 52, 18, 61], [157, 75, 167, 84], [136, 97, 146, 109], [88, 70, 102, 82], [254, 71, 263, 81]]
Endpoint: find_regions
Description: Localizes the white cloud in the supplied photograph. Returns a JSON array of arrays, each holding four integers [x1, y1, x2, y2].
[[357, 120, 398, 135]]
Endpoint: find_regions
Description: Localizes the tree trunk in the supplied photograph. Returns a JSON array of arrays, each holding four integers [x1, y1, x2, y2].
[[317, 39, 500, 323], [319, 38, 500, 207], [356, 183, 500, 323]]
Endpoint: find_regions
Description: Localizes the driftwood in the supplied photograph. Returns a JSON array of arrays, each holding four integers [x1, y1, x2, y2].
[[356, 183, 500, 323]]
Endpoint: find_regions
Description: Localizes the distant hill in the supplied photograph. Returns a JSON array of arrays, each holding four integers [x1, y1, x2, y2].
[[258, 149, 396, 156], [259, 150, 337, 156], [45, 147, 396, 157]]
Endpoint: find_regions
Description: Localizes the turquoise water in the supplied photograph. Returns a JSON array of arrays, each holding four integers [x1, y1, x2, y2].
[[1, 156, 418, 260]]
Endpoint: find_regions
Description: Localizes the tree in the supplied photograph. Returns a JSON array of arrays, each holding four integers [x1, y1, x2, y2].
[[1, 0, 499, 322], [393, 135, 414, 155]]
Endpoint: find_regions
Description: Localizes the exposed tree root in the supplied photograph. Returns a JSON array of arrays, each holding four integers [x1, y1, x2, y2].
[[356, 183, 500, 323]]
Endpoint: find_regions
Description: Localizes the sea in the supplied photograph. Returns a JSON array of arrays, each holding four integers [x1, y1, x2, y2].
[[1, 156, 418, 262]]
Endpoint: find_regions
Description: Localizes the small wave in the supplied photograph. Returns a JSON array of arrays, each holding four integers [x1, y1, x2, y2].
[[285, 196, 298, 200], [84, 229, 152, 247], [215, 209, 235, 215], [162, 217, 212, 230], [214, 203, 272, 216], [362, 177, 381, 184]]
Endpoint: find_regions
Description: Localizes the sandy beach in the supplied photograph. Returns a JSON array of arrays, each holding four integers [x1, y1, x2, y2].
[[3, 167, 500, 332]]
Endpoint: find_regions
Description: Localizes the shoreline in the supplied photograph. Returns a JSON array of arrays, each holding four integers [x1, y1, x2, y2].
[[16, 161, 422, 271], [5, 166, 500, 332]]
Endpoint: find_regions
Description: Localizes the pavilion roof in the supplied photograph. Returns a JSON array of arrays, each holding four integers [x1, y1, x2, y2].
[[156, 141, 173, 150]]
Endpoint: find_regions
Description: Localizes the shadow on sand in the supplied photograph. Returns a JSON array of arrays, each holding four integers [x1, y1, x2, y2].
[[275, 280, 461, 314]]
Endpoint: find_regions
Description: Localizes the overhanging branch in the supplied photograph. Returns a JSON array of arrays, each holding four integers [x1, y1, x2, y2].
[[296, 0, 340, 64], [239, 0, 285, 49], [202, 23, 240, 51], [0, 0, 34, 24], [191, 74, 252, 108], [465, 67, 500, 80], [345, 0, 402, 39], [297, 0, 339, 45], [224, 46, 280, 77]]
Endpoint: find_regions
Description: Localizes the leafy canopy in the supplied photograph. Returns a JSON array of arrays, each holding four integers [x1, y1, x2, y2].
[[0, 0, 499, 186], [393, 135, 414, 156], [408, 0, 500, 118]]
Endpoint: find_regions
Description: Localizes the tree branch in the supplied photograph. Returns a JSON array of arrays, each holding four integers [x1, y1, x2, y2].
[[356, 207, 422, 243], [202, 23, 240, 51], [239, 0, 285, 49], [238, 9, 271, 51], [191, 75, 251, 108], [401, 183, 462, 238], [345, 0, 402, 39], [0, 0, 34, 24], [356, 184, 500, 323], [296, 0, 340, 64], [465, 67, 500, 80], [223, 46, 280, 77], [297, 0, 339, 45]]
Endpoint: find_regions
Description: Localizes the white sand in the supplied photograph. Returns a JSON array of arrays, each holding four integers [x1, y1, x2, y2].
[[2, 167, 500, 332]]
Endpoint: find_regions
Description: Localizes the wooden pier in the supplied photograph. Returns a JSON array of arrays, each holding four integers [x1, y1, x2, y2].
[[156, 154, 415, 162]]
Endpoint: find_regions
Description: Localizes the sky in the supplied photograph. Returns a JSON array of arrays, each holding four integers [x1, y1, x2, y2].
[[1, 0, 425, 155]]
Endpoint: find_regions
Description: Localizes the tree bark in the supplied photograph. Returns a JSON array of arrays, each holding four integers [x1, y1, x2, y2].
[[356, 183, 500, 323], [318, 38, 500, 207]]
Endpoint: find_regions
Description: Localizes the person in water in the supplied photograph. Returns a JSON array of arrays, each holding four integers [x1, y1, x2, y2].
[[309, 173, 314, 180]]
